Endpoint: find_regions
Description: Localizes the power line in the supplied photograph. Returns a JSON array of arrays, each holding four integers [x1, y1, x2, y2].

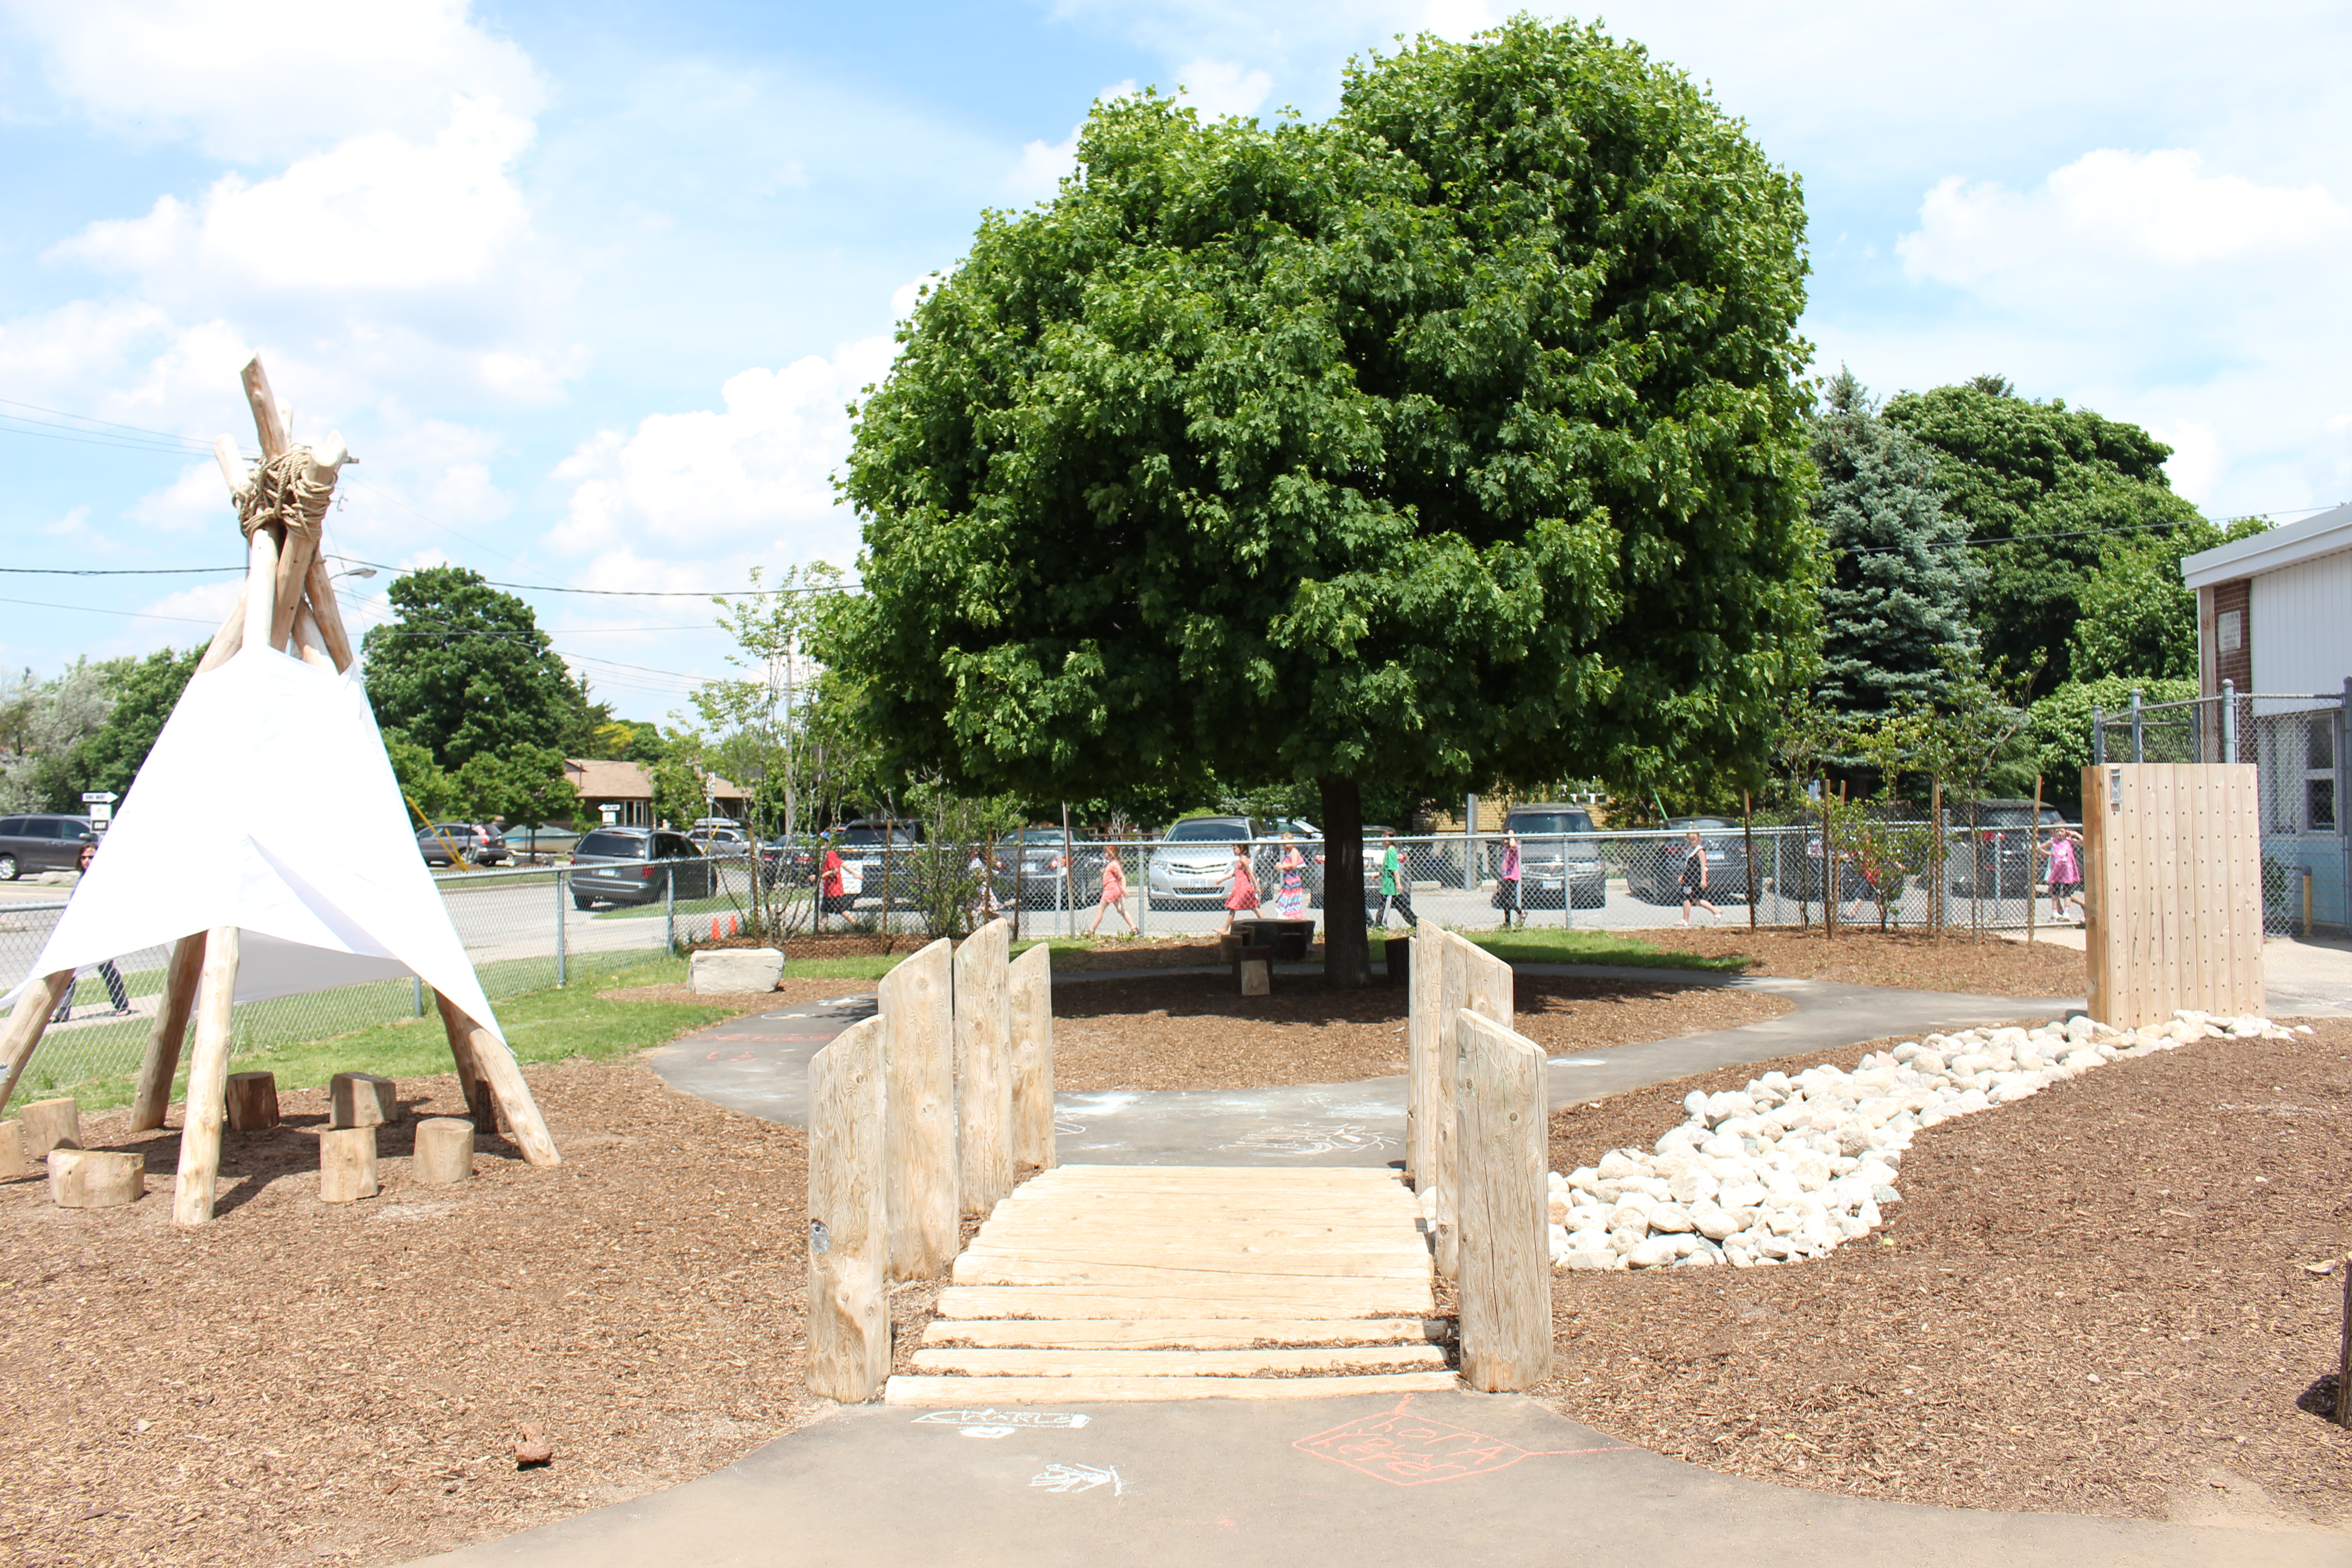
[[1846, 507, 2339, 555], [0, 593, 219, 625], [333, 555, 857, 599], [0, 564, 244, 577]]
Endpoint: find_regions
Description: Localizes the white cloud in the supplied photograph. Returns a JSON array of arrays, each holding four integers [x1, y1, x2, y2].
[[1, 0, 543, 161], [1175, 58, 1273, 118], [1897, 149, 2352, 292], [545, 334, 897, 566], [2152, 420, 2226, 508], [1011, 79, 1138, 201], [54, 97, 536, 297]]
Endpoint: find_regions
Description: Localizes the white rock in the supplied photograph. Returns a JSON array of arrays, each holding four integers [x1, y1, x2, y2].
[[1693, 1204, 1742, 1241], [1628, 1236, 1681, 1269], [1668, 1169, 1720, 1204], [1564, 1250, 1614, 1271], [688, 946, 784, 994], [1597, 1151, 1640, 1180], [1646, 1202, 1697, 1235]]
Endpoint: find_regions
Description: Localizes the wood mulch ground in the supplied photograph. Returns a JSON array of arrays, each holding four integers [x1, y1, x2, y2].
[[1536, 1017, 2352, 1530], [1051, 972, 1791, 1092], [1642, 926, 2087, 998], [0, 1063, 845, 1568]]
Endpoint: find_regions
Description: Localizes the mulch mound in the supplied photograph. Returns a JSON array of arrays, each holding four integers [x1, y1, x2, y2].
[[1052, 972, 1791, 1092], [0, 1063, 842, 1568], [1642, 926, 2086, 998], [1535, 1018, 2352, 1528]]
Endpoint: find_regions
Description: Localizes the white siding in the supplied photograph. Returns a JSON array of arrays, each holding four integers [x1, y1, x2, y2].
[[2250, 548, 2352, 701]]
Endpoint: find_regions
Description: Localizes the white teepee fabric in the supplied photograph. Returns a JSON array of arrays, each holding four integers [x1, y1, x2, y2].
[[0, 647, 505, 1042]]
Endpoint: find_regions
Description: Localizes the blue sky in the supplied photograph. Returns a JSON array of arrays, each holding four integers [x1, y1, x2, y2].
[[4, 0, 2349, 720]]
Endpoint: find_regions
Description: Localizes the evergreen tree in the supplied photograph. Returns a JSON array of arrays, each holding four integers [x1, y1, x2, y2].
[[1809, 370, 1983, 715]]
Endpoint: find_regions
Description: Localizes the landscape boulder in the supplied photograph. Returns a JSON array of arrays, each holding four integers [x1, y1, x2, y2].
[[689, 947, 784, 995]]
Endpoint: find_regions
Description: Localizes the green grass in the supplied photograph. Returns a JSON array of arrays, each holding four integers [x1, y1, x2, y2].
[[45, 952, 729, 1115], [1459, 925, 1750, 972]]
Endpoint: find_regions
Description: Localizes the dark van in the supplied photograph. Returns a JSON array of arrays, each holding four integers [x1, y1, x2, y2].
[[0, 814, 97, 881]]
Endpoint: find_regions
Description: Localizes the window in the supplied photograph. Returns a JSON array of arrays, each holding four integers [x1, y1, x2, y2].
[[2310, 779, 2337, 832], [1167, 820, 1249, 842], [1508, 812, 1594, 836], [577, 832, 643, 858], [0, 818, 22, 836]]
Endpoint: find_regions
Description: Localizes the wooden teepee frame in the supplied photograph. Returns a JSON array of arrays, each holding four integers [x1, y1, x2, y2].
[[0, 356, 559, 1223]]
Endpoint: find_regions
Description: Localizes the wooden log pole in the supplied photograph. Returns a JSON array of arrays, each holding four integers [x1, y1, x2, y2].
[[1454, 1009, 1552, 1392], [881, 937, 958, 1280], [1407, 921, 1443, 1189], [1430, 931, 1470, 1280], [240, 521, 281, 654], [49, 1150, 146, 1209], [300, 550, 355, 672], [954, 918, 1014, 1220], [20, 1098, 81, 1157], [319, 1126, 380, 1203], [241, 356, 291, 458], [172, 924, 240, 1226], [225, 1072, 280, 1132], [265, 437, 344, 652], [413, 1117, 474, 1185], [0, 971, 73, 1117], [1008, 941, 1057, 1174], [431, 990, 501, 1132], [129, 933, 207, 1132], [430, 991, 559, 1166], [289, 603, 338, 671], [807, 1016, 891, 1401]]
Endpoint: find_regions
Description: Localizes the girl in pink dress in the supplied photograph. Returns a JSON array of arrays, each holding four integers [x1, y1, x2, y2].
[[2040, 827, 2084, 923], [1219, 843, 1260, 933], [1088, 852, 1135, 936]]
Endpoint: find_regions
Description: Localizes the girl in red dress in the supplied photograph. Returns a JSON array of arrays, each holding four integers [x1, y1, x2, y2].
[[1219, 842, 1259, 933]]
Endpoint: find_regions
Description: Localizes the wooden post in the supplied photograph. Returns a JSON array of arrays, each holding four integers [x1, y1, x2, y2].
[[880, 938, 957, 1280], [1430, 932, 1470, 1279], [1742, 789, 1757, 929], [1407, 921, 1443, 1189], [954, 918, 1013, 1219], [2337, 1253, 2352, 1429], [319, 1126, 379, 1202], [1931, 774, 1944, 942], [49, 1150, 145, 1209], [2026, 773, 2043, 944], [2084, 764, 2264, 1027], [0, 970, 73, 1116], [329, 1072, 398, 1128], [240, 521, 281, 653], [807, 1016, 890, 1401], [1455, 1009, 1552, 1391], [1821, 776, 1837, 941], [413, 1117, 474, 1185], [20, 1098, 81, 1156], [172, 924, 241, 1226], [0, 1121, 24, 1181], [429, 991, 560, 1165], [1007, 941, 1056, 1173], [130, 933, 206, 1131], [225, 1072, 279, 1131], [432, 990, 501, 1132]]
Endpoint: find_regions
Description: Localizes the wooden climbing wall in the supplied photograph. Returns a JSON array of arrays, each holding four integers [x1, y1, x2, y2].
[[2082, 763, 2264, 1028]]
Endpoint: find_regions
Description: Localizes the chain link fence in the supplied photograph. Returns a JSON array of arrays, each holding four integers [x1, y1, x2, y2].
[[2092, 683, 2350, 935]]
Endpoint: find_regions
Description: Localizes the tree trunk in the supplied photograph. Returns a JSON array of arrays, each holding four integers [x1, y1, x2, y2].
[[1318, 776, 1369, 989]]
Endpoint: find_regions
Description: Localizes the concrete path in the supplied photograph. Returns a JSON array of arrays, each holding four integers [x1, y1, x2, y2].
[[646, 965, 2079, 1167], [408, 1387, 2342, 1568]]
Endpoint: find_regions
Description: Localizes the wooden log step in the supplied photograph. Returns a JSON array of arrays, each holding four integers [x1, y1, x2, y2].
[[908, 1345, 1450, 1377], [953, 1257, 1431, 1287], [883, 1371, 1459, 1405], [988, 1200, 1422, 1220], [919, 1318, 1453, 1350], [1033, 1165, 1405, 1181], [963, 1236, 1431, 1260], [936, 1283, 1436, 1319]]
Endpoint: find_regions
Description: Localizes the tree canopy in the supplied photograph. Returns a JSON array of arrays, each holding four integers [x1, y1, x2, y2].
[[829, 18, 1821, 982], [1808, 370, 1980, 716], [2070, 515, 2267, 682], [361, 567, 605, 771], [1882, 379, 2200, 688]]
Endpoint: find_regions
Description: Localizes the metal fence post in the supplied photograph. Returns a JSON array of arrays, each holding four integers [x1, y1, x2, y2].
[[665, 864, 676, 955], [2131, 688, 2145, 764], [1136, 841, 1148, 938], [2092, 704, 2105, 767], [555, 865, 568, 987], [1463, 794, 1478, 891], [412, 975, 424, 1017], [2222, 679, 2237, 762], [2338, 678, 2351, 933]]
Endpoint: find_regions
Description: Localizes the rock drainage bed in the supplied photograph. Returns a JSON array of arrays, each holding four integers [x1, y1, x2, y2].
[[1547, 1011, 2309, 1271]]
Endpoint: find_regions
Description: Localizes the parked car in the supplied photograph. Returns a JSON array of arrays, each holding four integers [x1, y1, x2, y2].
[[760, 833, 822, 888], [0, 814, 96, 880], [689, 824, 752, 854], [1493, 804, 1607, 907], [1006, 828, 1111, 911], [1627, 818, 1753, 904], [416, 822, 510, 867], [1946, 800, 2069, 898], [568, 828, 714, 908], [833, 818, 923, 904], [1262, 817, 1327, 906], [507, 823, 582, 861], [1146, 816, 1265, 909]]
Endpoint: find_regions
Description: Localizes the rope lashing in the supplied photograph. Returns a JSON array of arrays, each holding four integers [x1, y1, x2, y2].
[[234, 447, 336, 540]]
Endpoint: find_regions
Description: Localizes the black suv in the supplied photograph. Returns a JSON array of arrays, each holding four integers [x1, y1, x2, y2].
[[1495, 804, 1607, 908], [0, 814, 97, 880], [568, 828, 715, 909]]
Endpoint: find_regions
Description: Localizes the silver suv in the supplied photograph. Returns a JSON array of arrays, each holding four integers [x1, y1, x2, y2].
[[1145, 816, 1264, 909]]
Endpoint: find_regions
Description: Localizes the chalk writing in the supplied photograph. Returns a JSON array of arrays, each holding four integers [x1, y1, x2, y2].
[[1294, 1395, 1632, 1487], [1030, 1462, 1123, 1495], [1221, 1123, 1400, 1157], [912, 1409, 1093, 1430]]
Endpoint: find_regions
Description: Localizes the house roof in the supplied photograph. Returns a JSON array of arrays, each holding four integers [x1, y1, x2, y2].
[[2182, 501, 2352, 589], [563, 758, 745, 800]]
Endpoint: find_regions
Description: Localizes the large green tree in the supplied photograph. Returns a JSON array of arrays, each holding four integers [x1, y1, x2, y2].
[[830, 19, 1820, 985], [1809, 369, 1981, 717], [362, 566, 605, 770], [76, 646, 201, 799], [2071, 516, 2267, 682], [1882, 377, 2201, 687]]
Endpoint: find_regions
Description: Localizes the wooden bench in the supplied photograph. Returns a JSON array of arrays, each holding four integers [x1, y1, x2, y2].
[[1229, 919, 1315, 961]]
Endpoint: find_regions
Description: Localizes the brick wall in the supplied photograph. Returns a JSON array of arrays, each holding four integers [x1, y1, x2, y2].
[[2211, 577, 2252, 694]]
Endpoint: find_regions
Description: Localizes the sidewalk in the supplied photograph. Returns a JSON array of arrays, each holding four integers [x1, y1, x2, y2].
[[407, 1388, 2341, 1568], [1997, 926, 2352, 1018]]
